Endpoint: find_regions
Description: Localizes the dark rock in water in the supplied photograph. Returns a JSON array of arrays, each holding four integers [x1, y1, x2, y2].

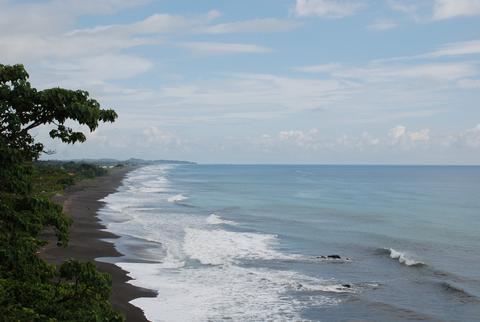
[[316, 254, 346, 260], [327, 255, 341, 259], [315, 254, 351, 261], [341, 284, 351, 288]]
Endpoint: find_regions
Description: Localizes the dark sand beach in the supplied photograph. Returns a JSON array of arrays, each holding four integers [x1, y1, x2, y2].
[[41, 166, 155, 322]]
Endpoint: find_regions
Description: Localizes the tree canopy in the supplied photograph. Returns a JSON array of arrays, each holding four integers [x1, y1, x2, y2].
[[0, 64, 117, 159], [0, 64, 123, 321]]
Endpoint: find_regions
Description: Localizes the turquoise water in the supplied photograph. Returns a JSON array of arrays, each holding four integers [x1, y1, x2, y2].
[[100, 165, 480, 321]]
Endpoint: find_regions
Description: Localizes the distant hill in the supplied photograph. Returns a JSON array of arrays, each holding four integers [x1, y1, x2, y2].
[[54, 158, 197, 166], [124, 158, 196, 165]]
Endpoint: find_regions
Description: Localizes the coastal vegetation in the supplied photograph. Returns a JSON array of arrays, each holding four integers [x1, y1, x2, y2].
[[0, 64, 123, 321], [32, 161, 109, 198]]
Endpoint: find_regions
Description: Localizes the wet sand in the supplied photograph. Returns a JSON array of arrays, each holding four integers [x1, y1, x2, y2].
[[41, 166, 156, 322]]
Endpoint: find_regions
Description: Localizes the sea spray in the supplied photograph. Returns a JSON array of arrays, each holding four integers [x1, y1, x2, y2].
[[167, 194, 188, 203], [206, 213, 237, 225], [379, 248, 425, 267]]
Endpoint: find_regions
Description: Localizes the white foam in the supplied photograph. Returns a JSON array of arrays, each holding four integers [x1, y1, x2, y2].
[[206, 213, 237, 226], [99, 164, 342, 322], [137, 187, 167, 193], [388, 248, 424, 266], [120, 263, 339, 322], [167, 194, 188, 203], [184, 227, 288, 265], [299, 283, 354, 293], [120, 165, 172, 194]]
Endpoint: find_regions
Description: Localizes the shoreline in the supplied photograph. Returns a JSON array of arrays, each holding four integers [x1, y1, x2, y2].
[[40, 166, 156, 322]]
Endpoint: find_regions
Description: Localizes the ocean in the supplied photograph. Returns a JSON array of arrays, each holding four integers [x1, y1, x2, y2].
[[99, 164, 480, 321]]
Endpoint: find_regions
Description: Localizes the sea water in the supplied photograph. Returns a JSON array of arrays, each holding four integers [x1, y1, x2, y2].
[[99, 165, 480, 321]]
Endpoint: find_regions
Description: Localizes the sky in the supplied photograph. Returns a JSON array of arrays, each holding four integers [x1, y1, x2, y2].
[[1, 0, 480, 164]]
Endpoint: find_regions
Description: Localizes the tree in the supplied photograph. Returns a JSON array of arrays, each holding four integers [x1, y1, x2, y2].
[[0, 64, 123, 321], [0, 64, 117, 159]]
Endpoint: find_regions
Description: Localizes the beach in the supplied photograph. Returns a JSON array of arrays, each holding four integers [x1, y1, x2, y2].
[[39, 164, 480, 321], [40, 166, 155, 322]]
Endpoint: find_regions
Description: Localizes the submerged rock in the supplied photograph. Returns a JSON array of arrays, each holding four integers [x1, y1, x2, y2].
[[315, 254, 350, 261]]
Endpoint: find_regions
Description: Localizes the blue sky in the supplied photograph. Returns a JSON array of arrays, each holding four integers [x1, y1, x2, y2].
[[2, 0, 480, 164]]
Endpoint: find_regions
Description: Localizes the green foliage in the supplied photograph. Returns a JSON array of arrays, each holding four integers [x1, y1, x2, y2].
[[31, 161, 108, 198], [0, 64, 123, 321], [0, 64, 117, 159]]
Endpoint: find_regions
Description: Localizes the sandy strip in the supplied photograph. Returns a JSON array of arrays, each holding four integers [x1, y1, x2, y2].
[[41, 166, 156, 322]]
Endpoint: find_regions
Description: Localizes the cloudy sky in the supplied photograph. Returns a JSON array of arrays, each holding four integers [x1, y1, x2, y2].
[[2, 0, 480, 164]]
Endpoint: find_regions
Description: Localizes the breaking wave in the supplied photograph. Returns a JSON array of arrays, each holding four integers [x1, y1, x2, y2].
[[206, 213, 237, 226], [99, 165, 351, 322], [377, 248, 426, 267]]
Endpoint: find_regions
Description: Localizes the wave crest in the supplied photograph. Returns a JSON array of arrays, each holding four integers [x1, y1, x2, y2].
[[206, 214, 237, 226], [377, 248, 425, 267]]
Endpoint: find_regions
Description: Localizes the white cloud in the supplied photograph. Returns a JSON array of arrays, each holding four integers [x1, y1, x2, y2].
[[203, 18, 300, 34], [335, 132, 381, 149], [296, 57, 478, 85], [432, 0, 480, 20], [372, 39, 480, 64], [0, 32, 159, 64], [279, 130, 307, 141], [390, 63, 476, 81], [180, 42, 272, 54], [293, 63, 341, 73], [0, 0, 150, 35], [0, 2, 161, 78], [130, 13, 197, 34], [409, 129, 430, 142], [59, 0, 151, 15], [279, 129, 317, 146], [333, 62, 477, 82], [0, 3, 285, 81], [140, 126, 184, 149], [70, 55, 474, 126], [294, 0, 364, 18], [389, 125, 407, 139], [463, 124, 480, 147], [388, 125, 431, 149], [37, 45, 474, 127], [66, 124, 187, 153], [255, 129, 323, 151], [0, 3, 67, 36], [446, 124, 480, 148], [151, 73, 356, 115], [387, 0, 434, 22], [43, 54, 153, 83], [67, 10, 221, 37], [427, 39, 480, 57], [388, 0, 419, 15], [94, 12, 297, 36], [457, 78, 480, 89], [388, 0, 480, 22], [255, 125, 434, 152], [367, 19, 398, 31]]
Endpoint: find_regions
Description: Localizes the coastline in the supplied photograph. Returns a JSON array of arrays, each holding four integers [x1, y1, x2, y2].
[[40, 166, 156, 322]]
